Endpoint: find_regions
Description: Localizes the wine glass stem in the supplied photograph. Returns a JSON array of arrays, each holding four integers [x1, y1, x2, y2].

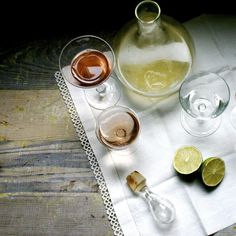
[[96, 84, 107, 98]]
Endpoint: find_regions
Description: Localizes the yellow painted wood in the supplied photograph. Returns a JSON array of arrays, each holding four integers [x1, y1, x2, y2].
[[0, 90, 77, 141]]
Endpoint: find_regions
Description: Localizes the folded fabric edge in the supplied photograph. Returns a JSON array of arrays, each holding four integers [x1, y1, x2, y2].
[[54, 71, 124, 236]]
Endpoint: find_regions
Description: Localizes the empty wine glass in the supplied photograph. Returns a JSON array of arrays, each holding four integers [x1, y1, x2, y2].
[[96, 105, 140, 151], [230, 93, 236, 129], [59, 35, 120, 109], [179, 71, 230, 137], [226, 66, 236, 129]]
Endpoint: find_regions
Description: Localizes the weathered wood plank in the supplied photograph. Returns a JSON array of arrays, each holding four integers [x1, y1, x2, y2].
[[0, 140, 99, 193], [0, 39, 64, 90], [0, 193, 113, 236], [0, 90, 77, 141], [0, 73, 113, 235]]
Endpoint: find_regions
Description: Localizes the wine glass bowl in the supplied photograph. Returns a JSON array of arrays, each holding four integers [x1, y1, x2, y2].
[[179, 72, 230, 137], [59, 35, 120, 109], [96, 105, 140, 151]]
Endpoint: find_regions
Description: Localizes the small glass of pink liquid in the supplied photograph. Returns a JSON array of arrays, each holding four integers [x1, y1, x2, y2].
[[59, 35, 120, 109], [96, 105, 140, 152]]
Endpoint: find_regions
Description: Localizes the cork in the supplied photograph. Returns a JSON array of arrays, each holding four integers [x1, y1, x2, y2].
[[126, 171, 146, 192]]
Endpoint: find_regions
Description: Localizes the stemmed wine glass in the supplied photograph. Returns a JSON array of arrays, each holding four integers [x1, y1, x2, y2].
[[59, 35, 120, 109], [230, 93, 236, 129], [96, 105, 140, 152], [179, 71, 230, 137], [229, 66, 236, 129]]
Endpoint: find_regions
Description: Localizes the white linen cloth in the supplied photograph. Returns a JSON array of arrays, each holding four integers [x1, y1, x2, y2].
[[63, 15, 236, 235]]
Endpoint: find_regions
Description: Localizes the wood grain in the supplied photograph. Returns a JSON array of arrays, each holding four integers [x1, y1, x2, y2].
[[0, 38, 113, 235], [0, 139, 98, 193], [0, 193, 113, 236], [0, 90, 77, 141], [0, 39, 62, 90], [0, 88, 113, 234]]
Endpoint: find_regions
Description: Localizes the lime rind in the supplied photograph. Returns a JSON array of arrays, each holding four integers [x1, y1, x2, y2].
[[173, 146, 203, 175]]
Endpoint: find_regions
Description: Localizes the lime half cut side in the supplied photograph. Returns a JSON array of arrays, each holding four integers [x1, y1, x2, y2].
[[201, 157, 225, 187], [173, 146, 203, 175]]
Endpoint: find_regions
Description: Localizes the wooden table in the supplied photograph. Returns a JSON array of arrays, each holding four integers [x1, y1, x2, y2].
[[0, 35, 235, 236], [0, 36, 114, 235]]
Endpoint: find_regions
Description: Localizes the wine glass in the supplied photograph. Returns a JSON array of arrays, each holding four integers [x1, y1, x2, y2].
[[59, 35, 120, 109], [230, 93, 236, 129], [229, 66, 236, 129], [179, 71, 230, 137], [95, 105, 140, 152]]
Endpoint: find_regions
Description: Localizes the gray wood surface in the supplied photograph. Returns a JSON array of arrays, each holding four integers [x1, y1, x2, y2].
[[0, 36, 235, 236], [0, 38, 113, 236]]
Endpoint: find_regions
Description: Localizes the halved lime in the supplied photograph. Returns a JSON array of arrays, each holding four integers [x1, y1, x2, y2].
[[201, 157, 225, 187], [173, 146, 202, 175]]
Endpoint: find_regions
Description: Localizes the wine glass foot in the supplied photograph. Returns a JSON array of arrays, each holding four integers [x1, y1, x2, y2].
[[180, 112, 222, 137], [230, 106, 236, 129], [109, 139, 140, 156], [84, 76, 121, 110]]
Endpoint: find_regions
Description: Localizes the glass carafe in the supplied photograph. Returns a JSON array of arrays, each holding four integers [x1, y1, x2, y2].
[[114, 0, 194, 97]]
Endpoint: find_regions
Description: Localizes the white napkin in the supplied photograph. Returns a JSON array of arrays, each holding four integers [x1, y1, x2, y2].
[[63, 15, 236, 235]]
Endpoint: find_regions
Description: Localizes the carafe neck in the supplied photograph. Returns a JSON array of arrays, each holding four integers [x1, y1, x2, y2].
[[135, 0, 164, 45]]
